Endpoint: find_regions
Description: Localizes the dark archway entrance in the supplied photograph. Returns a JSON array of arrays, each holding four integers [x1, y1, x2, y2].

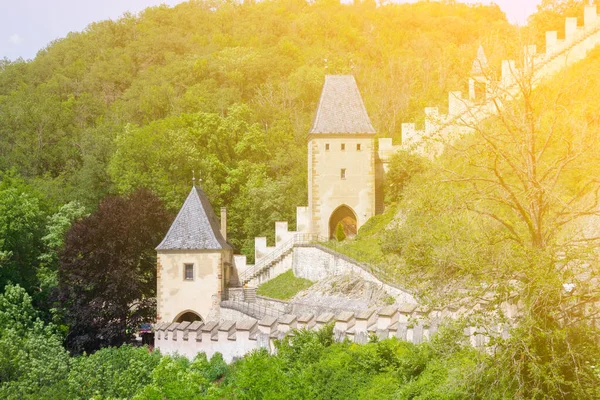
[[174, 310, 203, 323], [329, 205, 358, 239]]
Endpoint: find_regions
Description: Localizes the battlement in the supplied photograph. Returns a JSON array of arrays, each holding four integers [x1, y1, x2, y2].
[[155, 301, 517, 362], [387, 4, 600, 159]]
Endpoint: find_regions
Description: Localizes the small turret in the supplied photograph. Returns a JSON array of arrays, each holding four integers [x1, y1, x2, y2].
[[469, 45, 489, 102], [156, 183, 233, 324], [471, 45, 488, 77]]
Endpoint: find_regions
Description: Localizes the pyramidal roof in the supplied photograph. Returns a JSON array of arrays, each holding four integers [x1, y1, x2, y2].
[[156, 185, 230, 251], [309, 75, 376, 135], [471, 45, 488, 76]]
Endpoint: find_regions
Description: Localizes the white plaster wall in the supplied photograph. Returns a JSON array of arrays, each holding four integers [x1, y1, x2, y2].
[[308, 136, 376, 238], [246, 244, 416, 304], [157, 330, 264, 363], [157, 250, 229, 323], [155, 315, 489, 363]]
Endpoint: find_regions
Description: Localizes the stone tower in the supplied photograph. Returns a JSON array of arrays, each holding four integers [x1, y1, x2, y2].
[[156, 184, 232, 323], [307, 75, 377, 238], [469, 45, 489, 102]]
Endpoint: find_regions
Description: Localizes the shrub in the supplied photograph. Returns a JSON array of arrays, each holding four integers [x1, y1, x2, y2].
[[335, 222, 346, 241]]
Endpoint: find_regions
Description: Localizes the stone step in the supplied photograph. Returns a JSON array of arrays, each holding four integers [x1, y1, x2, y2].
[[244, 287, 257, 303]]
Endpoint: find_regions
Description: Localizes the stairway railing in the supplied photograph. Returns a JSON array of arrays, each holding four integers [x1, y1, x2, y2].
[[238, 233, 324, 285], [220, 300, 283, 319]]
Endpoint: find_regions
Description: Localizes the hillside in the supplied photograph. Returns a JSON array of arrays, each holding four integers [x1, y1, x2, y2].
[[0, 0, 516, 255], [341, 43, 600, 299]]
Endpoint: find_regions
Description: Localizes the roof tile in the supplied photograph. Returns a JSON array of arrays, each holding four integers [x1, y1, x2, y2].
[[156, 185, 231, 251], [310, 75, 376, 135]]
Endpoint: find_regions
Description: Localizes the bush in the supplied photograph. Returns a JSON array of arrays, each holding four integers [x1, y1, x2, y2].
[[335, 222, 346, 241]]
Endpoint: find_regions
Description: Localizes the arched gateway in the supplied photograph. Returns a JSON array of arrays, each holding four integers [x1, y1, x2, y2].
[[174, 310, 203, 323], [328, 205, 358, 239]]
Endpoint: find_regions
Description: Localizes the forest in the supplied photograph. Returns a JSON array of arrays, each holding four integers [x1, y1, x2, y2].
[[1, 0, 599, 398]]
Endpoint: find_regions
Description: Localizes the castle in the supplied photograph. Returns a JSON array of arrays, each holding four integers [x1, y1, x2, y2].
[[155, 73, 394, 325], [155, 3, 600, 362]]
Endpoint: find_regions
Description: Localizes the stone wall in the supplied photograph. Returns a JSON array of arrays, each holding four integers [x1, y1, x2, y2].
[[219, 307, 258, 322], [389, 4, 600, 159], [292, 245, 416, 304], [255, 296, 289, 313], [155, 304, 506, 363]]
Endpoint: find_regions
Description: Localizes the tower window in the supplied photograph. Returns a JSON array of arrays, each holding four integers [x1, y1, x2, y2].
[[184, 264, 194, 280], [341, 143, 345, 151], [325, 143, 330, 151], [341, 168, 346, 179], [356, 144, 361, 151]]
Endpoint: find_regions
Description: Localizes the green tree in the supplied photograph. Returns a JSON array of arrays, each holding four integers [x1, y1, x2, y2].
[[335, 222, 346, 241], [0, 285, 71, 400], [57, 189, 171, 354], [384, 45, 600, 397], [0, 171, 47, 293], [385, 150, 429, 203]]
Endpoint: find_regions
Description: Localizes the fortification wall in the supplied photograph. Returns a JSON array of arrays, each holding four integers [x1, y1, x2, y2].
[[378, 4, 600, 159], [256, 295, 289, 313], [155, 304, 507, 363]]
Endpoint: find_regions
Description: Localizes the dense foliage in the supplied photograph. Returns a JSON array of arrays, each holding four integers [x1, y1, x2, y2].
[[57, 189, 171, 354], [0, 0, 516, 254], [0, 285, 486, 399], [338, 31, 600, 400], [1, 0, 599, 398]]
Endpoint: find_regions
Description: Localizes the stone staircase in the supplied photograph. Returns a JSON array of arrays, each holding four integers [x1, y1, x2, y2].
[[243, 287, 257, 303], [237, 234, 322, 286]]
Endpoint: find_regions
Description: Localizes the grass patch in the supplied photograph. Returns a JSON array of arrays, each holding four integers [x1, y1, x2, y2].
[[322, 205, 398, 266], [319, 205, 411, 286], [256, 270, 314, 300]]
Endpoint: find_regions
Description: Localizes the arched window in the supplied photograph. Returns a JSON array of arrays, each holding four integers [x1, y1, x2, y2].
[[328, 205, 358, 239]]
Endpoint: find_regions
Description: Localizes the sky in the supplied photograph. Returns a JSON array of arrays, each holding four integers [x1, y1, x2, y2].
[[1, 0, 543, 61]]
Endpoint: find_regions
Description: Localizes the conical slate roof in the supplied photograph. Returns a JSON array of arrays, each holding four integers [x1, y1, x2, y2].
[[309, 75, 376, 135], [156, 185, 230, 251], [471, 45, 488, 76]]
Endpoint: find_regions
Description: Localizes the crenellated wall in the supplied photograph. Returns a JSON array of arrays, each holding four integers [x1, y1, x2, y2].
[[233, 6, 600, 283], [376, 4, 600, 160], [155, 303, 515, 362]]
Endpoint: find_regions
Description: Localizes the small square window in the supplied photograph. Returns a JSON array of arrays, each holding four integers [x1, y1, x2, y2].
[[356, 144, 361, 151], [341, 168, 346, 179], [184, 264, 194, 280], [341, 143, 345, 151], [325, 143, 330, 151]]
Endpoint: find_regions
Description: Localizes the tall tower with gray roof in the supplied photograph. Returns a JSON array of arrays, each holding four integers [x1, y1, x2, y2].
[[156, 183, 232, 323], [308, 75, 377, 238]]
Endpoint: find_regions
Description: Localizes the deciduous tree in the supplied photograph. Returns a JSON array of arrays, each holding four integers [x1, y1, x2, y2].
[[56, 189, 171, 354]]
